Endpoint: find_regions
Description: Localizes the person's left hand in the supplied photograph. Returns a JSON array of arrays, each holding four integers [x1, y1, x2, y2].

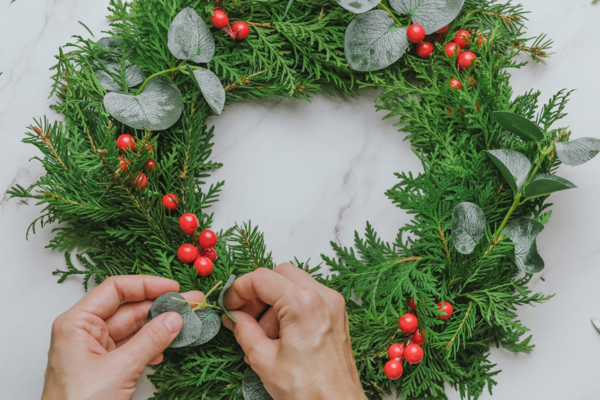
[[41, 275, 204, 400]]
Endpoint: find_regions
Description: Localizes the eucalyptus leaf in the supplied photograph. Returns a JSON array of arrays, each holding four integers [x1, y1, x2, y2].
[[344, 10, 408, 72], [242, 367, 274, 400], [555, 138, 600, 166], [97, 37, 122, 53], [218, 274, 237, 323], [452, 202, 486, 255], [95, 61, 146, 91], [502, 218, 545, 274], [284, 0, 295, 17], [337, 0, 382, 14], [104, 78, 183, 131], [493, 111, 544, 142], [523, 173, 576, 198], [591, 318, 600, 334], [389, 0, 465, 34], [147, 292, 203, 348], [189, 306, 222, 346], [485, 150, 531, 192], [168, 7, 215, 63], [185, 66, 225, 115]]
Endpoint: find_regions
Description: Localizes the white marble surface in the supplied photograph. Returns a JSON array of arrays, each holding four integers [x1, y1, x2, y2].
[[1, 0, 600, 399]]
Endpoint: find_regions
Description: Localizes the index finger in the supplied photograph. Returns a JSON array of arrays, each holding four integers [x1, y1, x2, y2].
[[223, 268, 298, 311], [72, 275, 180, 319]]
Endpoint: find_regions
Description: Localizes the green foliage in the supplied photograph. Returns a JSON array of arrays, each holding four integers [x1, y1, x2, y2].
[[8, 0, 577, 399]]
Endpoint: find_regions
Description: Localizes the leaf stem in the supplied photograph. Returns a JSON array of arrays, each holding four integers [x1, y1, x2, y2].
[[377, 3, 403, 28], [135, 65, 202, 95]]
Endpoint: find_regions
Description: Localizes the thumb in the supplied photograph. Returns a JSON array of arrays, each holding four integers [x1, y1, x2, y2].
[[114, 311, 182, 372], [222, 311, 276, 368]]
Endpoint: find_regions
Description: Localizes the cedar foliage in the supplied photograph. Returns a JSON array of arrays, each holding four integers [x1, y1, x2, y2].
[[9, 0, 570, 398]]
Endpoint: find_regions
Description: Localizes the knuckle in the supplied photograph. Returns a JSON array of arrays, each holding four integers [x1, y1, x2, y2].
[[294, 287, 322, 311], [274, 262, 294, 273], [328, 291, 346, 312], [253, 268, 271, 280]]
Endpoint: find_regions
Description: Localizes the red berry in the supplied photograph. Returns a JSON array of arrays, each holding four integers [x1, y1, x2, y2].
[[177, 243, 198, 263], [399, 313, 419, 334], [232, 21, 250, 40], [406, 24, 426, 44], [416, 42, 434, 58], [436, 25, 449, 34], [387, 343, 404, 360], [146, 143, 154, 152], [411, 329, 426, 345], [131, 173, 147, 189], [384, 359, 403, 380], [117, 134, 136, 153], [447, 108, 453, 115], [162, 193, 179, 210], [458, 51, 477, 69], [467, 75, 476, 88], [179, 213, 199, 234], [409, 297, 417, 312], [119, 156, 130, 172], [194, 256, 214, 276], [437, 301, 454, 320], [404, 344, 424, 364], [444, 42, 462, 59], [145, 158, 156, 171], [211, 9, 229, 29], [478, 35, 488, 46], [449, 77, 462, 90], [454, 30, 471, 48], [199, 229, 218, 248], [200, 247, 217, 261]]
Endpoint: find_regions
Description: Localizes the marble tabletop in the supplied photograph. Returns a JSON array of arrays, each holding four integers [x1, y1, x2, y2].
[[1, 0, 600, 399]]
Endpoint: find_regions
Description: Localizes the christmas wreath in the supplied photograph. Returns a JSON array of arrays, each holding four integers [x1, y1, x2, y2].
[[10, 0, 600, 399]]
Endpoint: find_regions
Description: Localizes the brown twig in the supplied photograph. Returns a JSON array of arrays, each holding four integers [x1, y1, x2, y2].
[[397, 256, 422, 264], [479, 10, 521, 25], [438, 225, 451, 262], [445, 302, 473, 350], [241, 229, 261, 269], [85, 128, 98, 153], [512, 42, 546, 57], [224, 70, 267, 92], [246, 21, 276, 29], [33, 126, 68, 171]]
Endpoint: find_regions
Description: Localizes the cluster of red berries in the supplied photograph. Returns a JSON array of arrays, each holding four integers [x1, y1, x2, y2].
[[405, 24, 451, 59], [444, 29, 486, 71], [176, 213, 218, 277], [116, 134, 156, 189], [210, 8, 250, 40], [383, 297, 454, 380]]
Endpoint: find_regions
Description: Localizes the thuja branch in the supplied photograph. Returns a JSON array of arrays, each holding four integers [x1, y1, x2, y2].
[[445, 302, 473, 350]]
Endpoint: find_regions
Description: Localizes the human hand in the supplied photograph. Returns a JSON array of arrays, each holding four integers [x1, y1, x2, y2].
[[42, 275, 204, 400], [222, 263, 367, 400]]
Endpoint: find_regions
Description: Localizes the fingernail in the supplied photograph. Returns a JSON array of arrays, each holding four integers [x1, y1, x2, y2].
[[222, 314, 234, 330], [163, 312, 182, 334]]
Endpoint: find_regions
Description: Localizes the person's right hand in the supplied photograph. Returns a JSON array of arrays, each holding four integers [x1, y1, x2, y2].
[[222, 263, 367, 400]]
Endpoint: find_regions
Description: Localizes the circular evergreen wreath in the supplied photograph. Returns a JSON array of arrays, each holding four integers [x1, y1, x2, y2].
[[10, 0, 600, 399]]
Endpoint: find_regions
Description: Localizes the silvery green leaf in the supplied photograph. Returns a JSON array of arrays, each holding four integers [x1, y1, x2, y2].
[[337, 0, 382, 14], [242, 367, 274, 400], [555, 138, 600, 166], [591, 318, 600, 334], [168, 7, 215, 63], [97, 37, 122, 53], [284, 0, 295, 17], [186, 66, 225, 115], [218, 274, 237, 323], [389, 0, 465, 34], [104, 78, 183, 131], [503, 218, 545, 274], [147, 292, 203, 348], [344, 10, 408, 72], [493, 111, 544, 142], [95, 61, 146, 91], [190, 306, 222, 346], [452, 202, 486, 255], [523, 173, 576, 198], [485, 150, 531, 193]]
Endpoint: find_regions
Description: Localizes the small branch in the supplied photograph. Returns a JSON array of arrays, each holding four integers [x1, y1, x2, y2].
[[241, 229, 261, 270], [445, 302, 473, 350], [85, 128, 98, 153], [224, 70, 267, 92], [246, 21, 276, 29], [438, 226, 451, 262], [397, 256, 422, 264], [478, 10, 521, 25], [33, 126, 68, 171], [512, 42, 547, 58]]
